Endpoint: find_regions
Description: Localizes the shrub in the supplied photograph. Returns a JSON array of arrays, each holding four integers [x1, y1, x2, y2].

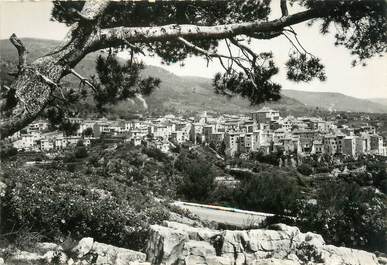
[[297, 181, 386, 252], [234, 173, 301, 215], [250, 151, 280, 166], [297, 164, 314, 176], [178, 159, 215, 203], [143, 147, 169, 162], [1, 167, 170, 250], [0, 146, 17, 160], [63, 152, 76, 163], [366, 160, 387, 194], [74, 146, 88, 159]]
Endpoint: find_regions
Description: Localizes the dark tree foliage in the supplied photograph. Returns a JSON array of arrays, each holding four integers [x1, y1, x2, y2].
[[59, 121, 80, 137], [297, 181, 386, 252], [286, 53, 326, 82], [74, 146, 88, 159], [297, 163, 314, 176], [92, 55, 160, 112], [48, 0, 292, 107], [0, 146, 18, 160], [177, 156, 216, 202], [294, 0, 387, 66], [43, 87, 89, 131], [0, 86, 17, 114], [234, 173, 301, 215], [51, 0, 271, 65], [213, 53, 281, 104], [52, 1, 271, 28], [82, 127, 93, 137]]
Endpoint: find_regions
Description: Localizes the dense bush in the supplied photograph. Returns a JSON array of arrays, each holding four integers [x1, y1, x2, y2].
[[177, 156, 215, 203], [297, 181, 386, 252], [1, 166, 170, 250], [366, 160, 387, 194], [297, 164, 314, 176], [233, 173, 301, 215], [250, 151, 281, 166], [74, 146, 88, 159], [0, 146, 18, 160], [93, 145, 178, 198], [143, 147, 169, 162]]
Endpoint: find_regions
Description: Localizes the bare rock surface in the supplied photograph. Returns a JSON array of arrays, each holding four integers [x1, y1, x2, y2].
[[0, 238, 146, 265], [146, 221, 381, 265], [0, 221, 382, 265]]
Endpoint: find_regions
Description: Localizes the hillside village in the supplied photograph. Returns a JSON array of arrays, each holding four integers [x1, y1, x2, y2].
[[4, 107, 386, 159], [1, 1, 387, 264]]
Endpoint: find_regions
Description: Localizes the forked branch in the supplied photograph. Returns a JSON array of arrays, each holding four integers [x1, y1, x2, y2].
[[177, 37, 239, 61], [67, 68, 96, 92]]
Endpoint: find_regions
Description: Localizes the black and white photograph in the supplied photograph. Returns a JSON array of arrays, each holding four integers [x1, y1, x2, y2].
[[0, 0, 386, 264]]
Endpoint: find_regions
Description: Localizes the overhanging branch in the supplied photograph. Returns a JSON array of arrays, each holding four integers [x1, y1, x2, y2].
[[90, 8, 323, 51]]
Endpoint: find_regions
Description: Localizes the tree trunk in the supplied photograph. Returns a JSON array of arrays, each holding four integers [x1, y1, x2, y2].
[[0, 24, 95, 139]]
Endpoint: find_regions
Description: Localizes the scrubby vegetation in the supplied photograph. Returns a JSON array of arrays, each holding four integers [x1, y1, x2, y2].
[[1, 142, 386, 253], [1, 165, 170, 251], [175, 152, 216, 202], [297, 181, 386, 252]]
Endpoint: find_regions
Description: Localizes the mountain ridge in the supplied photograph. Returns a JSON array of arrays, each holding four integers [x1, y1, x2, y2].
[[282, 89, 387, 113], [1, 38, 386, 114]]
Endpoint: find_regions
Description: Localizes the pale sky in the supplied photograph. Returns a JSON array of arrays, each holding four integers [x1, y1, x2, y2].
[[0, 1, 386, 99]]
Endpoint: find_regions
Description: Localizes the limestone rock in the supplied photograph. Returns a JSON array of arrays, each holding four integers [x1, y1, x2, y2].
[[91, 242, 146, 265], [163, 221, 220, 241], [169, 212, 204, 227], [4, 250, 44, 264], [252, 259, 301, 265], [0, 238, 146, 265], [43, 250, 68, 264], [320, 245, 380, 265], [146, 221, 380, 265], [378, 256, 387, 265], [146, 224, 190, 265], [35, 242, 63, 254], [72, 237, 94, 258]]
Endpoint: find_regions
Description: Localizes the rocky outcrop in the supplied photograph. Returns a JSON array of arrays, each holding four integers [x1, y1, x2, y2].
[[146, 221, 381, 265], [1, 222, 382, 265], [0, 237, 148, 265]]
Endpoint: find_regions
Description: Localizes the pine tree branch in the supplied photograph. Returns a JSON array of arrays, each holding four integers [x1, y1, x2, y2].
[[90, 8, 323, 51], [36, 71, 59, 88], [9, 33, 27, 71], [177, 37, 242, 61], [229, 38, 258, 61], [67, 68, 96, 92]]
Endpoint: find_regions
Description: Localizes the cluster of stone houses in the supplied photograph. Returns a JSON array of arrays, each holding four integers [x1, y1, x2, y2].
[[5, 108, 387, 158], [8, 124, 92, 152], [189, 108, 386, 158]]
